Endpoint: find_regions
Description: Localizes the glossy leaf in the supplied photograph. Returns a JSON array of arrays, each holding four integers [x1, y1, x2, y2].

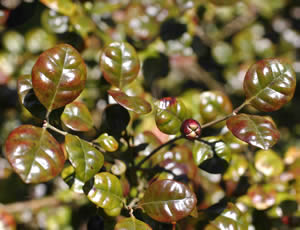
[[17, 74, 32, 104], [226, 114, 280, 150], [244, 58, 296, 112], [87, 172, 123, 210], [32, 43, 87, 111], [100, 42, 140, 89], [5, 125, 65, 183], [61, 101, 93, 132], [40, 0, 76, 16], [193, 137, 231, 174], [199, 91, 232, 127], [255, 150, 284, 177], [140, 179, 197, 223], [115, 217, 152, 230], [155, 97, 189, 135], [94, 133, 119, 152], [108, 90, 152, 115], [65, 134, 104, 182]]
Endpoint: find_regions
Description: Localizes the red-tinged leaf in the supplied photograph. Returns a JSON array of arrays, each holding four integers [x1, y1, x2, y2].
[[115, 217, 152, 230], [65, 134, 104, 182], [154, 97, 190, 135], [61, 101, 93, 132], [244, 58, 296, 112], [32, 44, 87, 112], [140, 179, 197, 223], [87, 172, 124, 210], [226, 114, 280, 150], [17, 74, 32, 104], [108, 90, 152, 115], [0, 211, 16, 230], [100, 42, 140, 89], [5, 125, 65, 183]]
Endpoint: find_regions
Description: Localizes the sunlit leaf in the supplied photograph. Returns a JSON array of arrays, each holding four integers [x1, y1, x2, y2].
[[226, 114, 280, 150], [5, 125, 65, 183], [140, 179, 197, 223], [40, 0, 76, 16], [115, 217, 152, 230], [255, 150, 284, 177], [94, 133, 119, 152], [108, 90, 152, 115], [32, 43, 87, 111], [193, 137, 231, 174], [87, 172, 123, 210], [65, 134, 104, 182], [61, 101, 93, 132], [155, 97, 189, 135], [244, 58, 296, 112], [100, 42, 140, 89]]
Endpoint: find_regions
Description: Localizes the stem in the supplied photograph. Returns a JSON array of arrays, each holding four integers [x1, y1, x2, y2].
[[136, 135, 183, 168], [201, 100, 249, 129], [43, 121, 68, 136], [172, 222, 176, 230]]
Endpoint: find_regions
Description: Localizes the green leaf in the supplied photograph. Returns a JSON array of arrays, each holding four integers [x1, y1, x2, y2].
[[40, 0, 76, 16], [115, 217, 152, 230], [210, 0, 239, 6], [17, 74, 32, 105], [255, 150, 284, 177], [5, 125, 66, 183], [223, 154, 248, 181], [61, 101, 93, 132], [87, 172, 123, 210], [65, 134, 104, 182], [199, 91, 232, 127], [93, 133, 119, 152], [226, 114, 280, 150], [140, 179, 197, 223], [193, 137, 231, 174], [32, 43, 87, 112], [244, 58, 296, 112], [155, 97, 189, 135], [100, 42, 140, 89], [108, 90, 152, 115], [41, 9, 69, 34]]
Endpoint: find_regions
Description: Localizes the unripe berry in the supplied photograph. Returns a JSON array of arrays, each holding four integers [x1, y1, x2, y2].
[[181, 119, 201, 140]]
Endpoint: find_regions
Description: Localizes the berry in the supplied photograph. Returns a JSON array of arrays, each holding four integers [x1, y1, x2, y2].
[[181, 119, 202, 140]]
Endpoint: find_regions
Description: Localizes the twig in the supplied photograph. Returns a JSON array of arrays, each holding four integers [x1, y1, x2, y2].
[[43, 121, 68, 136]]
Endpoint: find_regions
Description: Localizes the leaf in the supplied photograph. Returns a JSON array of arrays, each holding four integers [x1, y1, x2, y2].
[[100, 42, 140, 89], [115, 217, 152, 230], [226, 113, 280, 150], [255, 150, 284, 177], [199, 91, 232, 127], [5, 125, 65, 183], [140, 179, 197, 223], [65, 134, 104, 182], [87, 172, 123, 210], [0, 211, 16, 230], [210, 0, 239, 6], [40, 0, 76, 16], [155, 97, 189, 135], [94, 133, 119, 152], [61, 101, 93, 132], [108, 90, 152, 115], [244, 58, 296, 112], [193, 137, 231, 174], [17, 74, 32, 104], [32, 43, 87, 112]]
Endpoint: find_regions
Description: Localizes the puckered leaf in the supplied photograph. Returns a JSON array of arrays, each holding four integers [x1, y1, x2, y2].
[[140, 179, 197, 223], [115, 217, 152, 230], [193, 137, 231, 174], [32, 43, 87, 112], [226, 114, 280, 150], [155, 97, 189, 135], [5, 125, 65, 183], [100, 42, 140, 89], [87, 172, 123, 210], [244, 58, 296, 112], [65, 134, 104, 182], [108, 90, 152, 115], [61, 101, 93, 132], [255, 150, 284, 177]]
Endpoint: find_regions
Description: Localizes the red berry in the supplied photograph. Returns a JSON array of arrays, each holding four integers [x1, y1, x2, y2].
[[181, 119, 201, 140]]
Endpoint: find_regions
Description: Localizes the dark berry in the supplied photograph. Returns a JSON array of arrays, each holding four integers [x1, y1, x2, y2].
[[181, 119, 202, 140]]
